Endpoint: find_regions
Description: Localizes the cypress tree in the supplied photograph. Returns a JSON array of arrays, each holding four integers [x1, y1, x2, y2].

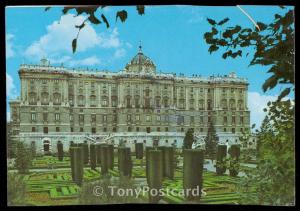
[[216, 145, 227, 175], [205, 121, 218, 160], [182, 128, 194, 149], [57, 141, 64, 161]]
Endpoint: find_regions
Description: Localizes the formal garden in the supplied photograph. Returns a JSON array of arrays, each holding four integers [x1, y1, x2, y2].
[[7, 139, 260, 205]]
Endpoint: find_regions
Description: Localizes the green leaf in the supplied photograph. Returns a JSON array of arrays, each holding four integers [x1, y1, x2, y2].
[[262, 75, 278, 92], [218, 17, 229, 25], [116, 10, 128, 23], [212, 27, 218, 35], [277, 88, 291, 101], [251, 124, 256, 129], [101, 14, 110, 28], [62, 7, 73, 14], [88, 13, 101, 24], [207, 18, 216, 25], [72, 39, 77, 54], [45, 7, 51, 11], [208, 45, 219, 54], [136, 5, 145, 15], [257, 22, 267, 31]]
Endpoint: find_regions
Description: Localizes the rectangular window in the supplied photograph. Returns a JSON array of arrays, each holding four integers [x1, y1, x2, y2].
[[43, 127, 48, 134], [71, 127, 74, 132], [79, 114, 84, 122], [224, 128, 227, 132], [240, 116, 244, 124], [92, 128, 96, 134], [157, 127, 160, 132], [165, 127, 169, 132], [135, 115, 140, 121], [232, 128, 236, 133], [136, 127, 140, 132], [55, 113, 60, 121], [127, 114, 131, 121], [32, 127, 36, 132], [80, 127, 84, 132], [43, 113, 48, 121], [103, 115, 107, 122], [224, 116, 227, 124], [56, 127, 60, 132], [103, 127, 107, 132], [232, 116, 236, 124], [200, 116, 203, 124], [146, 115, 151, 122], [70, 114, 73, 121], [91, 114, 96, 122], [156, 115, 161, 121], [190, 116, 194, 124], [31, 113, 36, 121]]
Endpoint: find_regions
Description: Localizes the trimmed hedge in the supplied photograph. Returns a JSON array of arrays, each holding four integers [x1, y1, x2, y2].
[[135, 143, 144, 159]]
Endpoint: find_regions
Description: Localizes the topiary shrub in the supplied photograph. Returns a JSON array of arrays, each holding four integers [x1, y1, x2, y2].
[[228, 144, 240, 177], [148, 149, 163, 203], [145, 146, 154, 184], [135, 143, 144, 159], [107, 144, 114, 170], [70, 146, 84, 186], [90, 144, 97, 170], [118, 147, 132, 178], [163, 146, 174, 179], [183, 149, 204, 201], [215, 145, 227, 175], [57, 141, 64, 161], [100, 144, 108, 175], [82, 141, 89, 165]]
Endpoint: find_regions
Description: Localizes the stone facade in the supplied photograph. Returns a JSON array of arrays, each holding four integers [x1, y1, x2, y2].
[[9, 46, 250, 153]]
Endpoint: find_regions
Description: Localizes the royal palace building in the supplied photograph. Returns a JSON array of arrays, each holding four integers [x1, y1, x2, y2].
[[9, 46, 250, 154]]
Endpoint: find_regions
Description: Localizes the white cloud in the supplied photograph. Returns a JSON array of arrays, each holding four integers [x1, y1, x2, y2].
[[6, 73, 16, 99], [49, 55, 102, 67], [69, 56, 102, 66], [248, 92, 277, 129], [114, 48, 126, 59], [6, 34, 15, 59], [24, 14, 123, 61]]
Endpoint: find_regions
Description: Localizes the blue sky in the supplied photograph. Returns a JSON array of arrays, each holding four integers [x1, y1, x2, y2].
[[6, 5, 294, 128]]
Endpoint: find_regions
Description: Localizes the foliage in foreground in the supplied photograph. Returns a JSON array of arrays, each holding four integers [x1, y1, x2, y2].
[[238, 100, 295, 205], [15, 141, 32, 174], [7, 173, 27, 206]]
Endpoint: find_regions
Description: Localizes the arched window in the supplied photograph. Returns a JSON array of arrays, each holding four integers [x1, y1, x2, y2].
[[155, 96, 161, 108], [53, 92, 61, 105], [134, 95, 140, 108], [221, 99, 227, 109], [238, 100, 243, 110], [101, 96, 108, 107], [29, 92, 37, 105], [126, 95, 131, 108], [78, 95, 85, 106], [207, 99, 212, 110], [90, 95, 96, 107], [41, 92, 49, 105], [199, 99, 204, 110], [163, 97, 169, 107], [229, 99, 236, 110]]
